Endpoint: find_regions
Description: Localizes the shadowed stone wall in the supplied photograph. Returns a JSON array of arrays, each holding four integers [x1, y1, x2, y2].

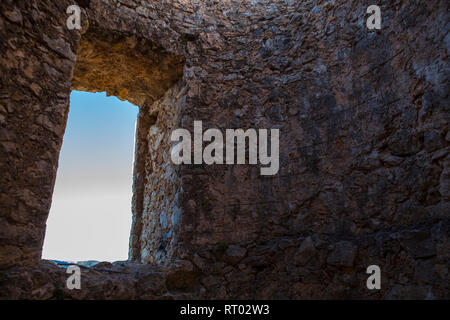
[[0, 0, 448, 299]]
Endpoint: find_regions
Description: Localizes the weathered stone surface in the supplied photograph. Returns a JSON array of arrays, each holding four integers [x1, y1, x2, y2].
[[165, 260, 198, 291], [223, 245, 247, 265], [71, 28, 184, 107], [400, 231, 436, 259], [327, 241, 357, 267], [0, 0, 449, 299], [295, 237, 315, 266]]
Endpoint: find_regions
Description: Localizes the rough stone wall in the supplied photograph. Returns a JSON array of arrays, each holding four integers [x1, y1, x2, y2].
[[0, 0, 79, 267], [134, 83, 186, 265], [172, 0, 450, 299], [1, 0, 449, 299], [71, 28, 184, 107]]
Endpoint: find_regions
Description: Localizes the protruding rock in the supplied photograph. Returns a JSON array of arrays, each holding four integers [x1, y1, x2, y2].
[[224, 245, 247, 265], [165, 260, 198, 291]]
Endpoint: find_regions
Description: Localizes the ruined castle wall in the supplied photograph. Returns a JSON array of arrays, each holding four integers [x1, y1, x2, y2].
[[0, 0, 79, 267], [175, 0, 449, 247], [173, 0, 450, 298], [134, 83, 187, 265], [0, 0, 448, 299], [0, 0, 189, 267]]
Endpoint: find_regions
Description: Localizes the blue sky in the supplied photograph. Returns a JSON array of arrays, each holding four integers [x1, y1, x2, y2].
[[42, 91, 139, 262]]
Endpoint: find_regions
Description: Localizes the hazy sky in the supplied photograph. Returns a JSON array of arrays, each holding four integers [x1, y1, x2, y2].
[[42, 91, 139, 262]]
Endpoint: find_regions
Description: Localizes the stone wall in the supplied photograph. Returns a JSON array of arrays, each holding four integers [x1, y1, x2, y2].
[[0, 0, 449, 299], [1, 0, 79, 267], [134, 83, 186, 265]]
